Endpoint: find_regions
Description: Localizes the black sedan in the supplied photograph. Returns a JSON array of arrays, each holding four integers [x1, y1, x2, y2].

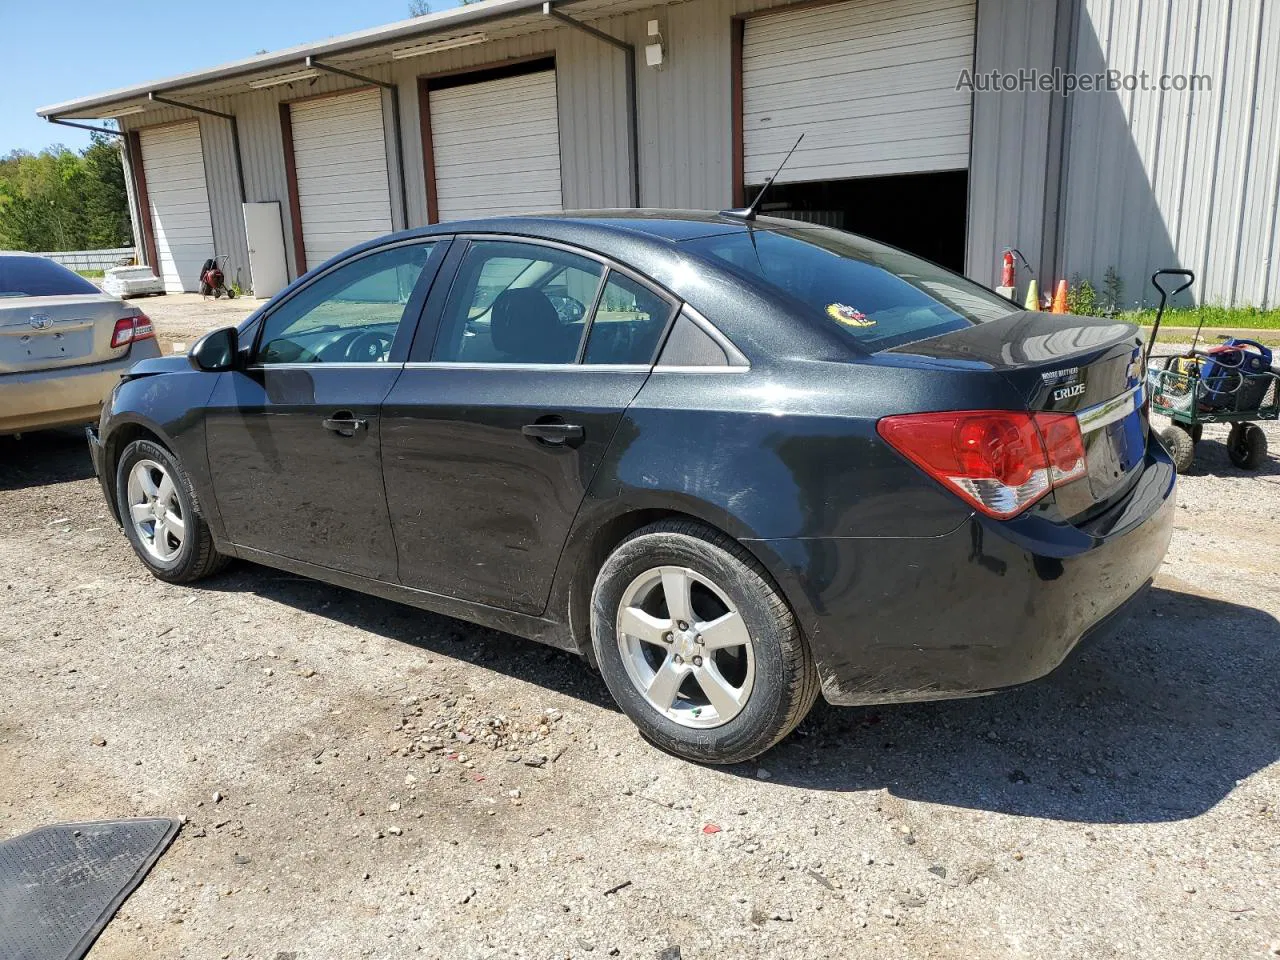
[[88, 212, 1175, 763]]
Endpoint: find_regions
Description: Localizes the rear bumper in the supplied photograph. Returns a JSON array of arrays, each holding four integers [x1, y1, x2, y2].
[[748, 439, 1177, 706], [0, 339, 161, 435]]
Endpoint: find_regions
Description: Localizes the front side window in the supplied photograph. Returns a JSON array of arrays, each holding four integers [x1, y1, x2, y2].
[[583, 271, 673, 365], [431, 241, 604, 364], [256, 242, 436, 365], [683, 227, 1020, 352]]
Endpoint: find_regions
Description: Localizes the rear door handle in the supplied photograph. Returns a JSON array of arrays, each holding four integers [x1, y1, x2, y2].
[[522, 422, 584, 444], [323, 412, 367, 436]]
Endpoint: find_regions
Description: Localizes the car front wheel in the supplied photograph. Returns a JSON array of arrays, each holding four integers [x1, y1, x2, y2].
[[116, 438, 228, 583], [590, 520, 819, 764]]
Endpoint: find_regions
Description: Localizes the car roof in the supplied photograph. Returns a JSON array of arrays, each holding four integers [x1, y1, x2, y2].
[[400, 209, 819, 248], [306, 211, 855, 365]]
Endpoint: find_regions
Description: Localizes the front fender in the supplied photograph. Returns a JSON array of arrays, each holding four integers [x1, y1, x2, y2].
[[100, 369, 224, 540]]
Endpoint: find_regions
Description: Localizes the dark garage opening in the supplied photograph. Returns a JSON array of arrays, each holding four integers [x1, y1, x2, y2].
[[747, 170, 969, 273]]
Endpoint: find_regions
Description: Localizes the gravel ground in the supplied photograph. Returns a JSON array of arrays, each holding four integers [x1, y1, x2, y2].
[[1, 335, 1278, 958], [133, 293, 258, 355]]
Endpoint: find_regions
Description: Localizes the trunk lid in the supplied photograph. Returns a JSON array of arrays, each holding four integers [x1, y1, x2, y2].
[[887, 311, 1148, 518], [0, 294, 139, 375]]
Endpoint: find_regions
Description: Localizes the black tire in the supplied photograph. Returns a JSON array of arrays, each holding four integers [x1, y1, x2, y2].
[[1160, 424, 1195, 473], [226, 288, 237, 300], [1227, 422, 1268, 470], [1174, 420, 1203, 443], [590, 519, 819, 764], [115, 438, 229, 583]]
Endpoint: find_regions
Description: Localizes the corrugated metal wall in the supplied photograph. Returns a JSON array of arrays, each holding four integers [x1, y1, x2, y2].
[[965, 0, 1061, 288], [115, 0, 1026, 296], [387, 21, 633, 221], [120, 0, 1280, 310], [1059, 0, 1280, 307], [122, 68, 404, 291]]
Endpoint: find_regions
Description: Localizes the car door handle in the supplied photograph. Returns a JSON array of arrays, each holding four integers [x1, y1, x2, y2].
[[322, 412, 367, 436], [522, 422, 584, 444]]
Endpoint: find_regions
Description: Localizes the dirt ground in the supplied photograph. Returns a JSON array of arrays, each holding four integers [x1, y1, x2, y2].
[[0, 303, 1278, 959], [133, 292, 259, 355]]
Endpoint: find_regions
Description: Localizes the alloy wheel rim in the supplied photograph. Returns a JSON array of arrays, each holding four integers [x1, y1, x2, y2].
[[616, 565, 756, 729], [126, 459, 185, 563]]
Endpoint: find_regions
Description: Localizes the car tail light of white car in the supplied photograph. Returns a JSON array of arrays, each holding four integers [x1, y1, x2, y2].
[[111, 315, 155, 349], [877, 410, 1088, 519]]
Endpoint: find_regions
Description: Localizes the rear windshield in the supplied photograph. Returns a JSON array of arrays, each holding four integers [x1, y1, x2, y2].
[[683, 226, 1019, 352], [0, 256, 101, 297]]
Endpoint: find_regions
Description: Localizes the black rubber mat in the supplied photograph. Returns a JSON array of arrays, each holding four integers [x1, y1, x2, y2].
[[0, 818, 180, 960]]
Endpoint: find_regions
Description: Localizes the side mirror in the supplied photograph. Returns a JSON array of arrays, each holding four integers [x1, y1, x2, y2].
[[189, 326, 240, 372]]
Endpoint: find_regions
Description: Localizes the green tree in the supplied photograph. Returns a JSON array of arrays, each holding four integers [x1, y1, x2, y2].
[[0, 134, 131, 252]]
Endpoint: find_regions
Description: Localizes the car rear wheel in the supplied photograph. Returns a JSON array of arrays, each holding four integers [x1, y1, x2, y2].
[[116, 438, 228, 583], [590, 519, 819, 764]]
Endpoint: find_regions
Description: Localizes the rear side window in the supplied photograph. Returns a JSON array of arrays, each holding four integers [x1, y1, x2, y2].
[[432, 240, 605, 364], [583, 272, 673, 365], [683, 227, 1019, 352], [0, 256, 101, 297]]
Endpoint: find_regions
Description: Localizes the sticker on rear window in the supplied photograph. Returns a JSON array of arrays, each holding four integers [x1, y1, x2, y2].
[[827, 302, 874, 327]]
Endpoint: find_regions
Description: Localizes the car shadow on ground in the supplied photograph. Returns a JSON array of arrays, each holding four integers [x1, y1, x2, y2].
[[213, 564, 1278, 825], [0, 429, 96, 490]]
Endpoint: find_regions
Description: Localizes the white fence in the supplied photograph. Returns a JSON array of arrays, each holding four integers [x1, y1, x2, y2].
[[34, 247, 138, 272]]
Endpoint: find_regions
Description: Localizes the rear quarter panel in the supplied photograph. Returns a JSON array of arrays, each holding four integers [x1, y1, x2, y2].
[[581, 357, 1028, 542]]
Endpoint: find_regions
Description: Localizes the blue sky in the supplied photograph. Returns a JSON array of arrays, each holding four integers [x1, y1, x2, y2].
[[2, 0, 462, 155]]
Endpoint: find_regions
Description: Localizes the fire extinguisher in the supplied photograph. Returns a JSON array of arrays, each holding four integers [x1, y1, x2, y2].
[[1001, 250, 1016, 288]]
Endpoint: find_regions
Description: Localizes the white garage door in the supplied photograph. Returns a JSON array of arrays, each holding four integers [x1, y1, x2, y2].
[[742, 0, 976, 185], [290, 89, 394, 269], [139, 122, 215, 293], [429, 70, 563, 222]]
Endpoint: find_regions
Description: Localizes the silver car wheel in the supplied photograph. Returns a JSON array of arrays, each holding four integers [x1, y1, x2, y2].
[[615, 565, 756, 729], [126, 459, 185, 563]]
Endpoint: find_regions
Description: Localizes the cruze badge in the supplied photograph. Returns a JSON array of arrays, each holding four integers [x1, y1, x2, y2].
[[28, 314, 53, 330], [1053, 383, 1086, 402]]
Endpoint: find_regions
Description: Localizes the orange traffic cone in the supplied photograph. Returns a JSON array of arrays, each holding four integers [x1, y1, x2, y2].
[[1051, 280, 1069, 314]]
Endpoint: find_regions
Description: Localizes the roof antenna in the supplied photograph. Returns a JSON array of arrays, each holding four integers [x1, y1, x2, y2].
[[720, 133, 804, 222]]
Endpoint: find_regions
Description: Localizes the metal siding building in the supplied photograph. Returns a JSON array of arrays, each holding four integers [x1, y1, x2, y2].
[[40, 0, 1280, 307]]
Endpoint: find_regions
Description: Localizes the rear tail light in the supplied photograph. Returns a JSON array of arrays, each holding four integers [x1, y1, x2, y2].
[[110, 314, 154, 349], [877, 410, 1087, 519]]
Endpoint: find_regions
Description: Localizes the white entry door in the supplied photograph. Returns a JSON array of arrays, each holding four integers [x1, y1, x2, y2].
[[139, 122, 215, 293], [242, 202, 288, 299], [289, 88, 394, 270], [429, 69, 563, 222]]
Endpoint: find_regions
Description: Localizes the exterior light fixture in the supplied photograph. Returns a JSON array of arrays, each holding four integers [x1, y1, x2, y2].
[[645, 20, 665, 68], [248, 69, 321, 89], [390, 33, 488, 59]]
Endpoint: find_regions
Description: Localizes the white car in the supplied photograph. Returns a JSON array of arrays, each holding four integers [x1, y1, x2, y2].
[[101, 264, 165, 299], [1, 252, 160, 435]]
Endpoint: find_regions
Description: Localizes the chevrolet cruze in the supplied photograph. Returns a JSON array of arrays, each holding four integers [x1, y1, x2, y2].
[[88, 212, 1176, 763]]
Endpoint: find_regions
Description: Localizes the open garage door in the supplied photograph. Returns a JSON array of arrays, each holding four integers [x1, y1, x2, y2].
[[741, 0, 975, 183], [427, 67, 563, 223], [739, 0, 975, 270], [288, 88, 394, 271], [139, 122, 215, 293]]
